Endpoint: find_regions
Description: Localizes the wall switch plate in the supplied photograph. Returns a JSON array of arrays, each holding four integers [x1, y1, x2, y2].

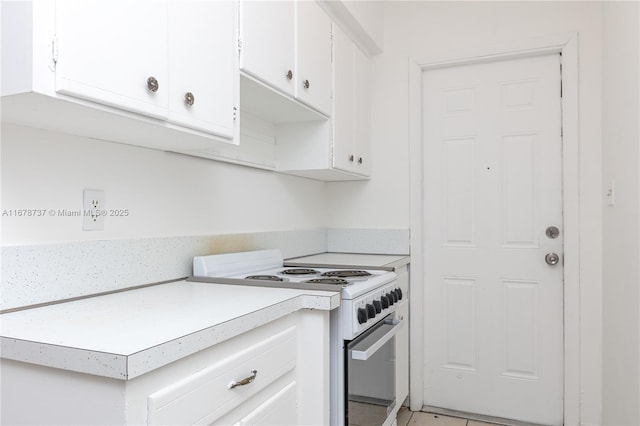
[[83, 189, 105, 231]]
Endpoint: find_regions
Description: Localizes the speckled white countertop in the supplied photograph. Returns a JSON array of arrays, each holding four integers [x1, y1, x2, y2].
[[0, 280, 340, 380], [286, 252, 410, 271]]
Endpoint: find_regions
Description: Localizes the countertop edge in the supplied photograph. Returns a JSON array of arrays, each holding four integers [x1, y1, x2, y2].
[[0, 287, 340, 381], [285, 253, 411, 271]]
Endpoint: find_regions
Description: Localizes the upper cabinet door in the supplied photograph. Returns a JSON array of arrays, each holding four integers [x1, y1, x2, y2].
[[332, 25, 355, 173], [167, 1, 237, 139], [239, 1, 295, 97], [55, 0, 168, 119], [295, 1, 332, 116], [332, 24, 371, 177], [353, 44, 372, 176]]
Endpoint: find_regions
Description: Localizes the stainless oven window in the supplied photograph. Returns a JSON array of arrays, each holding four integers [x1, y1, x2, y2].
[[346, 313, 403, 426]]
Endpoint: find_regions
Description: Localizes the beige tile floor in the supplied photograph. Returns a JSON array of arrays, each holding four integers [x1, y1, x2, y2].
[[396, 408, 499, 426]]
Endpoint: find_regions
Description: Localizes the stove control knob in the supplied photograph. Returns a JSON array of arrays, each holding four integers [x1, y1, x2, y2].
[[373, 300, 382, 314], [366, 304, 376, 319], [357, 308, 368, 324], [387, 293, 395, 306], [381, 295, 389, 309], [392, 290, 399, 303], [396, 288, 403, 300]]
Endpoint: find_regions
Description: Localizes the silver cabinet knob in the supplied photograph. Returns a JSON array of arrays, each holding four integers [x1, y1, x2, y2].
[[184, 92, 195, 106], [286, 70, 293, 80], [358, 157, 363, 164], [303, 79, 310, 89], [147, 76, 159, 92], [545, 252, 560, 266], [349, 155, 354, 162]]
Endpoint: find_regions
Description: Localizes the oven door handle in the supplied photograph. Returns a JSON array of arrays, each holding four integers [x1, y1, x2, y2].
[[349, 319, 403, 361]]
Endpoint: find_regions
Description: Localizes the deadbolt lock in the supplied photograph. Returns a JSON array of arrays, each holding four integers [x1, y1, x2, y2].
[[545, 226, 560, 239]]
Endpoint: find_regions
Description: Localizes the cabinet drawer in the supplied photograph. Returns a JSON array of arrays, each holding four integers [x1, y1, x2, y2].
[[235, 381, 297, 426], [147, 325, 297, 425]]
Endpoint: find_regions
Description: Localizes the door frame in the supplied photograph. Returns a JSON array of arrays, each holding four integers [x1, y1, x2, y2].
[[408, 33, 579, 424]]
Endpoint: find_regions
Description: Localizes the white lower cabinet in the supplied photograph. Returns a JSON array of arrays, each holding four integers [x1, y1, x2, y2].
[[0, 311, 329, 425], [147, 325, 297, 425], [235, 381, 298, 426]]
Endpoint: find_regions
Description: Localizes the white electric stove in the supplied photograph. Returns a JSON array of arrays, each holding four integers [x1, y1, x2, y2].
[[190, 249, 405, 425]]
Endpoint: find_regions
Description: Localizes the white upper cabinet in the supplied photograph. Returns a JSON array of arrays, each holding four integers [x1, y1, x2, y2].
[[352, 43, 372, 176], [239, 1, 296, 97], [2, 0, 377, 177], [239, 0, 331, 118], [332, 24, 371, 176], [295, 1, 332, 116], [332, 24, 355, 173], [2, 0, 238, 152], [275, 23, 372, 181], [55, 0, 237, 139], [167, 1, 237, 138], [55, 0, 169, 119]]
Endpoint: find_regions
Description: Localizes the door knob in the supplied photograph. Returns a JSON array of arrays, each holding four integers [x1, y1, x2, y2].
[[545, 252, 560, 266]]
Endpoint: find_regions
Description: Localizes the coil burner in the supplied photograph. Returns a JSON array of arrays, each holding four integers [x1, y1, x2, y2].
[[304, 278, 349, 286], [280, 268, 319, 276], [245, 275, 286, 282], [320, 270, 373, 279]]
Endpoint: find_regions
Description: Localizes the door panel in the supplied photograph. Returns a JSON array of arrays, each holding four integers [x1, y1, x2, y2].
[[423, 54, 563, 425], [444, 138, 476, 246]]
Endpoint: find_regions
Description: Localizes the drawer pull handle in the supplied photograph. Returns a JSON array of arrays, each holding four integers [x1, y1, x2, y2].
[[228, 369, 258, 389]]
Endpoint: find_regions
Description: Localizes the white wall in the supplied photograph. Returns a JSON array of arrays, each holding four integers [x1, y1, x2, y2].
[[325, 1, 604, 424], [1, 124, 327, 245], [601, 2, 640, 425]]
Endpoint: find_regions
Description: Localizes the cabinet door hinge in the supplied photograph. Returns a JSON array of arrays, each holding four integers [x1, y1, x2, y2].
[[559, 61, 563, 98], [233, 106, 238, 121], [237, 37, 243, 52], [51, 36, 58, 65]]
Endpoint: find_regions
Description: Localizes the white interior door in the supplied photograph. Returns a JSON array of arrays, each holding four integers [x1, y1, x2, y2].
[[422, 53, 563, 425]]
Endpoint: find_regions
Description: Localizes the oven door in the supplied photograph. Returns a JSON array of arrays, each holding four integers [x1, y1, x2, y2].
[[346, 313, 403, 426]]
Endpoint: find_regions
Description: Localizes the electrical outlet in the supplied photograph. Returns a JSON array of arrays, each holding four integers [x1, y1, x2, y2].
[[83, 189, 105, 231]]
